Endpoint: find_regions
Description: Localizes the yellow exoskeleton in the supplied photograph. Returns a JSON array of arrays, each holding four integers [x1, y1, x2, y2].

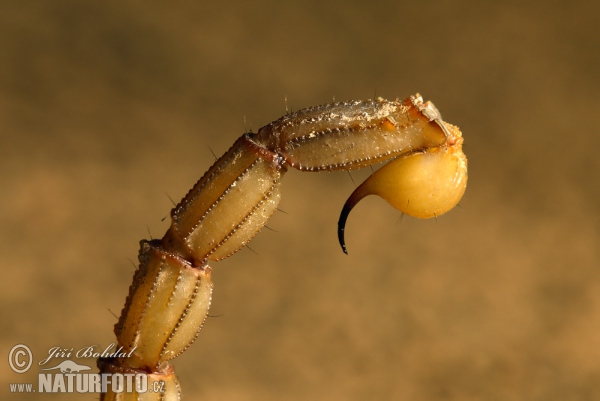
[[98, 94, 467, 400]]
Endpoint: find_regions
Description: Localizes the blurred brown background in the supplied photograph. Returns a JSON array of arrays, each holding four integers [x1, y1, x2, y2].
[[1, 1, 599, 400]]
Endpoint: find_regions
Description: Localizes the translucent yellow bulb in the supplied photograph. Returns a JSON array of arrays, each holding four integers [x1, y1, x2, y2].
[[338, 123, 467, 253]]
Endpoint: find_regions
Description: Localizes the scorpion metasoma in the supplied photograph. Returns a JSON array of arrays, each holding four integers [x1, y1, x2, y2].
[[97, 93, 468, 400]]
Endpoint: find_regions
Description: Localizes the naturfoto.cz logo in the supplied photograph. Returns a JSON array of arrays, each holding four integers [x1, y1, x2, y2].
[[8, 344, 164, 395]]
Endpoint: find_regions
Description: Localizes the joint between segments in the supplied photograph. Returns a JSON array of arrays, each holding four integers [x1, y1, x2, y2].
[[243, 133, 286, 169], [149, 238, 211, 270]]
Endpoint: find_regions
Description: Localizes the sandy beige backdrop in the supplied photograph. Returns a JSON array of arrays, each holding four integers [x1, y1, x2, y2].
[[2, 1, 599, 400]]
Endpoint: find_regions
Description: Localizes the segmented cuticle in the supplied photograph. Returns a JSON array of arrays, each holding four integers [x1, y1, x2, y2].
[[103, 94, 464, 400], [184, 159, 260, 240], [174, 139, 242, 217], [206, 177, 281, 260], [159, 274, 203, 360]]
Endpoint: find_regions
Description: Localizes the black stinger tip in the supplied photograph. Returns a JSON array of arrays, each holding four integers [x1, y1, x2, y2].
[[337, 204, 351, 255]]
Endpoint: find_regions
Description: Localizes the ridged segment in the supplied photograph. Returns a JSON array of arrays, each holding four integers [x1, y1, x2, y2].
[[163, 135, 285, 263], [114, 241, 212, 370], [104, 94, 466, 399], [255, 97, 447, 171], [170, 136, 260, 244]]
